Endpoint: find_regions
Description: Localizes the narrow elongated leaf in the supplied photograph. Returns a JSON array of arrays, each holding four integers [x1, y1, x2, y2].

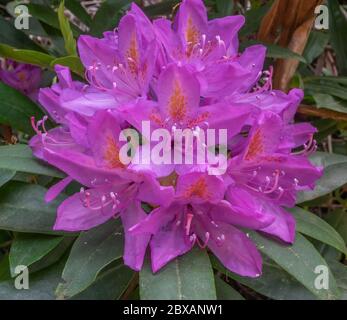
[[0, 182, 67, 235], [328, 0, 347, 74], [9, 233, 64, 276], [303, 31, 330, 64], [27, 3, 81, 37], [140, 248, 216, 300], [297, 152, 347, 203], [59, 220, 123, 298], [0, 144, 63, 178], [50, 56, 84, 77], [58, 1, 77, 56], [291, 207, 346, 255], [321, 209, 347, 261], [0, 44, 54, 68], [250, 232, 340, 300], [0, 82, 45, 134], [0, 169, 16, 188]]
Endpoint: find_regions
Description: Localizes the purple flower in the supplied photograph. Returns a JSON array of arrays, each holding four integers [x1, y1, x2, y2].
[[29, 0, 323, 277], [153, 0, 267, 99], [130, 172, 262, 276], [0, 59, 41, 100]]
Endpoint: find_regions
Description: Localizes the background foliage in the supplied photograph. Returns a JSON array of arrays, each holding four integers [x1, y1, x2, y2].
[[0, 0, 346, 300]]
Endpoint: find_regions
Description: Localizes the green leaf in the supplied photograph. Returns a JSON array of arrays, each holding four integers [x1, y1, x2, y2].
[[0, 144, 64, 178], [71, 262, 134, 300], [303, 31, 330, 64], [215, 0, 234, 17], [322, 209, 347, 261], [59, 220, 123, 298], [0, 181, 67, 235], [312, 93, 347, 114], [140, 248, 216, 300], [144, 0, 179, 17], [212, 255, 316, 300], [290, 207, 346, 255], [249, 232, 340, 300], [50, 55, 84, 77], [265, 43, 307, 63], [9, 233, 64, 277], [58, 1, 77, 56], [297, 152, 347, 203], [239, 1, 273, 37], [214, 276, 245, 300], [0, 16, 43, 51], [0, 82, 46, 134], [0, 255, 11, 282], [90, 0, 132, 37], [240, 40, 307, 63], [0, 44, 54, 68], [0, 169, 16, 188], [327, 259, 347, 300], [27, 3, 81, 38], [328, 0, 347, 74], [0, 258, 66, 300], [65, 0, 92, 27]]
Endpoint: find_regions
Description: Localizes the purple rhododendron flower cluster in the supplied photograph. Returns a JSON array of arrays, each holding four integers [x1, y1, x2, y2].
[[29, 0, 323, 277], [0, 59, 41, 100]]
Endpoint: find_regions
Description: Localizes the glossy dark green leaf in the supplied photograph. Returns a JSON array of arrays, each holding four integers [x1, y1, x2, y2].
[[71, 262, 134, 300], [0, 258, 65, 300], [0, 181, 67, 235], [250, 232, 340, 300], [9, 233, 64, 276], [214, 276, 245, 300], [303, 31, 330, 64], [327, 259, 347, 300], [312, 93, 347, 114], [321, 210, 347, 261], [239, 1, 273, 37], [90, 0, 131, 37], [215, 0, 234, 17], [212, 255, 316, 300], [328, 0, 347, 74], [240, 40, 306, 63], [0, 82, 46, 134], [297, 152, 347, 203], [59, 220, 123, 298], [0, 169, 16, 188], [27, 3, 81, 37], [291, 207, 346, 255], [0, 144, 64, 178], [65, 0, 92, 27], [0, 16, 43, 51], [0, 255, 11, 282], [140, 248, 216, 300]]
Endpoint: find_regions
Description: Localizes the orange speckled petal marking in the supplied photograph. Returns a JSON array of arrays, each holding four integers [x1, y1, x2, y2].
[[168, 80, 187, 122]]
